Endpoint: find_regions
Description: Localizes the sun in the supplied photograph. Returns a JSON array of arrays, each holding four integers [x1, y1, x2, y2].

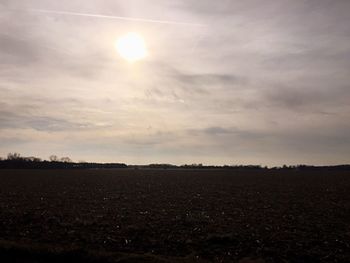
[[115, 32, 148, 62]]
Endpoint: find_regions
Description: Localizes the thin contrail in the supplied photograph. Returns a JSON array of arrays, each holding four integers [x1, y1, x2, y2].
[[29, 9, 205, 27]]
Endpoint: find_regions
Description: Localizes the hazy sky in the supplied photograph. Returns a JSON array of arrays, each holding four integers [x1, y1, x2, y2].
[[1, 0, 350, 165]]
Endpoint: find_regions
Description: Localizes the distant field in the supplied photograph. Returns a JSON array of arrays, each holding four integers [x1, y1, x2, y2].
[[0, 169, 349, 262]]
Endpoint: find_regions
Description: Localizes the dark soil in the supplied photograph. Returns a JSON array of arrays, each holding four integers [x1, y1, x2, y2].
[[0, 169, 349, 262]]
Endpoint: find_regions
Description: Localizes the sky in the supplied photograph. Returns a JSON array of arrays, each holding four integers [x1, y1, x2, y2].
[[1, 0, 350, 166]]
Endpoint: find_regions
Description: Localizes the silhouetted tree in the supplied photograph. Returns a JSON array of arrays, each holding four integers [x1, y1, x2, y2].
[[49, 155, 59, 162], [7, 152, 21, 160], [25, 156, 42, 162], [60, 157, 72, 163]]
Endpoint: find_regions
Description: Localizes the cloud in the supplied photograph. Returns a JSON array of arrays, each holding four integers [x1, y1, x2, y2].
[[255, 82, 350, 118], [0, 34, 40, 64], [0, 110, 92, 131], [175, 73, 246, 87], [203, 126, 234, 135]]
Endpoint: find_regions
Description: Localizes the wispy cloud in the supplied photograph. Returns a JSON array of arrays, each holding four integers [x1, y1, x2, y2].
[[28, 8, 206, 27]]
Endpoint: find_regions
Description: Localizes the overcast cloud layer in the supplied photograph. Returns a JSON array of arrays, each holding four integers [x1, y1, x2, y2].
[[1, 0, 350, 165]]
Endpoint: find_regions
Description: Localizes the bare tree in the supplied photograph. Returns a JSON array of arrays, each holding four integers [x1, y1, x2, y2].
[[60, 157, 72, 163], [7, 152, 21, 160], [49, 155, 59, 162]]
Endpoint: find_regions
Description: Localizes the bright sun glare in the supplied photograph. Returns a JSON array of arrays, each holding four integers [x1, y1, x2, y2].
[[116, 32, 148, 62]]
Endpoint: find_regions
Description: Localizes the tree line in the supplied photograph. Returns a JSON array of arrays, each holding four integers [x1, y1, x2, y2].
[[0, 152, 349, 170], [0, 153, 127, 169]]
